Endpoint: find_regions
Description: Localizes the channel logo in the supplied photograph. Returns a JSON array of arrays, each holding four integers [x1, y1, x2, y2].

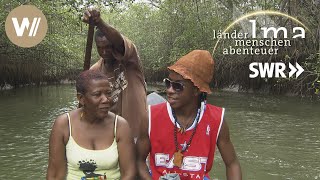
[[249, 62, 304, 78], [5, 5, 48, 48], [12, 17, 42, 37], [213, 10, 308, 79]]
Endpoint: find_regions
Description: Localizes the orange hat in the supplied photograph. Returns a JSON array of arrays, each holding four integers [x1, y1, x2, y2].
[[168, 50, 214, 94]]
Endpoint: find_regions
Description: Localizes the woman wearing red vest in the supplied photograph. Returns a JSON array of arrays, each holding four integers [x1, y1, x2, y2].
[[137, 50, 242, 180]]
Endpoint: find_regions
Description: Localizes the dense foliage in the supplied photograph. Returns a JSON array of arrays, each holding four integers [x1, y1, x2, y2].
[[0, 0, 319, 96]]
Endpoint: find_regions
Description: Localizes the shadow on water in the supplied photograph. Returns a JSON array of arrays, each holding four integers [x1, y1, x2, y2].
[[0, 86, 319, 179]]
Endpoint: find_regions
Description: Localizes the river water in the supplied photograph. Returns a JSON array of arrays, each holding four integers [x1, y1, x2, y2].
[[0, 85, 319, 179]]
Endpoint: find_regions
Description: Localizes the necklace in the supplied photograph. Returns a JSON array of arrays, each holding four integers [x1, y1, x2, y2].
[[175, 115, 196, 134], [172, 107, 201, 167]]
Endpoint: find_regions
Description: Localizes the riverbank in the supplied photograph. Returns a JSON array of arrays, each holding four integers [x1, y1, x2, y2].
[[0, 79, 75, 91], [2, 81, 319, 100]]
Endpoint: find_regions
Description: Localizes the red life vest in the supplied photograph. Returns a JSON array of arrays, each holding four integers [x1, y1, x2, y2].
[[149, 102, 224, 180]]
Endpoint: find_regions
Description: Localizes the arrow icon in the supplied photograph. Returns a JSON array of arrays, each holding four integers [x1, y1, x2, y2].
[[288, 63, 304, 78], [289, 63, 296, 78], [295, 63, 304, 78]]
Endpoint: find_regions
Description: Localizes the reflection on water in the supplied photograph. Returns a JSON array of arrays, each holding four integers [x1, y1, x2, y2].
[[0, 85, 319, 179], [0, 85, 77, 179], [210, 92, 320, 180]]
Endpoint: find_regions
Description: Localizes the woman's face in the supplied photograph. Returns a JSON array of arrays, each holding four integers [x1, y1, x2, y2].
[[81, 79, 113, 119]]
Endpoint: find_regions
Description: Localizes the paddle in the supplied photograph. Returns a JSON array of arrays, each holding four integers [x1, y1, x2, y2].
[[83, 17, 94, 71], [79, 18, 94, 108]]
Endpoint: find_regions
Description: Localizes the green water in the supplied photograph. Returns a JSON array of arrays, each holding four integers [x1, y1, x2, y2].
[[0, 85, 319, 179]]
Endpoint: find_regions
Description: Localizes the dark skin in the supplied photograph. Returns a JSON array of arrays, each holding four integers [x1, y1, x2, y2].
[[82, 8, 125, 60], [95, 36, 116, 66], [83, 8, 124, 96], [46, 79, 136, 180], [137, 71, 242, 180]]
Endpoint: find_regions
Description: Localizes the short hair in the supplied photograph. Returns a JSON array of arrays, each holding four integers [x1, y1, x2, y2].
[[76, 70, 109, 94]]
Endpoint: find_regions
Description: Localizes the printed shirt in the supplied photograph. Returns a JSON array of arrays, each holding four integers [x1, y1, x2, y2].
[[149, 102, 224, 180], [66, 113, 120, 180]]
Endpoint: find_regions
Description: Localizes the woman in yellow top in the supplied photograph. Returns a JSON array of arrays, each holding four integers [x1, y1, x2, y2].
[[47, 70, 136, 180]]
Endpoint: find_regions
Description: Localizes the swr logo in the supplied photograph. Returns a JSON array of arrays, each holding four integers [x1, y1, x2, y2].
[[12, 17, 41, 37], [5, 5, 47, 48], [249, 62, 304, 78]]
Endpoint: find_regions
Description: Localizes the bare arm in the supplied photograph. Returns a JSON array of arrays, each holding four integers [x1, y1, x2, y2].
[[116, 116, 136, 180], [96, 21, 125, 55], [217, 120, 242, 180], [46, 115, 68, 180], [136, 110, 152, 180], [83, 8, 125, 55]]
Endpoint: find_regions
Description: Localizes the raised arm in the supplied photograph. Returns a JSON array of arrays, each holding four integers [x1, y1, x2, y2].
[[83, 8, 125, 55], [116, 116, 136, 180], [217, 120, 242, 180], [136, 109, 152, 180], [46, 115, 68, 180]]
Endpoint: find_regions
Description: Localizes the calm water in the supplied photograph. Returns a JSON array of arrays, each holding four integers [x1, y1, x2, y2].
[[0, 85, 319, 180]]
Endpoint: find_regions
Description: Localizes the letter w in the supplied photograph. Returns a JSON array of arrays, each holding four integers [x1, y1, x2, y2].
[[12, 17, 41, 37], [259, 63, 274, 78]]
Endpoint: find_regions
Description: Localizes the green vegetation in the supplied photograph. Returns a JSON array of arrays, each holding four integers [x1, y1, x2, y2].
[[0, 0, 319, 96]]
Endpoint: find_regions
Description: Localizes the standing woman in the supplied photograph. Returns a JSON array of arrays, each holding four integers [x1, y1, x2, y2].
[[47, 70, 136, 180]]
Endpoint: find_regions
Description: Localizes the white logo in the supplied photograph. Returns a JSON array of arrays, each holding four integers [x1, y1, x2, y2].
[[249, 19, 305, 39], [5, 5, 48, 48], [12, 17, 41, 37], [206, 125, 210, 136], [155, 153, 208, 171], [180, 141, 188, 151], [249, 62, 304, 78]]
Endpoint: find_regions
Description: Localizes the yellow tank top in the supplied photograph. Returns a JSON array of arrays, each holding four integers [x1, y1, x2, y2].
[[66, 113, 121, 180]]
